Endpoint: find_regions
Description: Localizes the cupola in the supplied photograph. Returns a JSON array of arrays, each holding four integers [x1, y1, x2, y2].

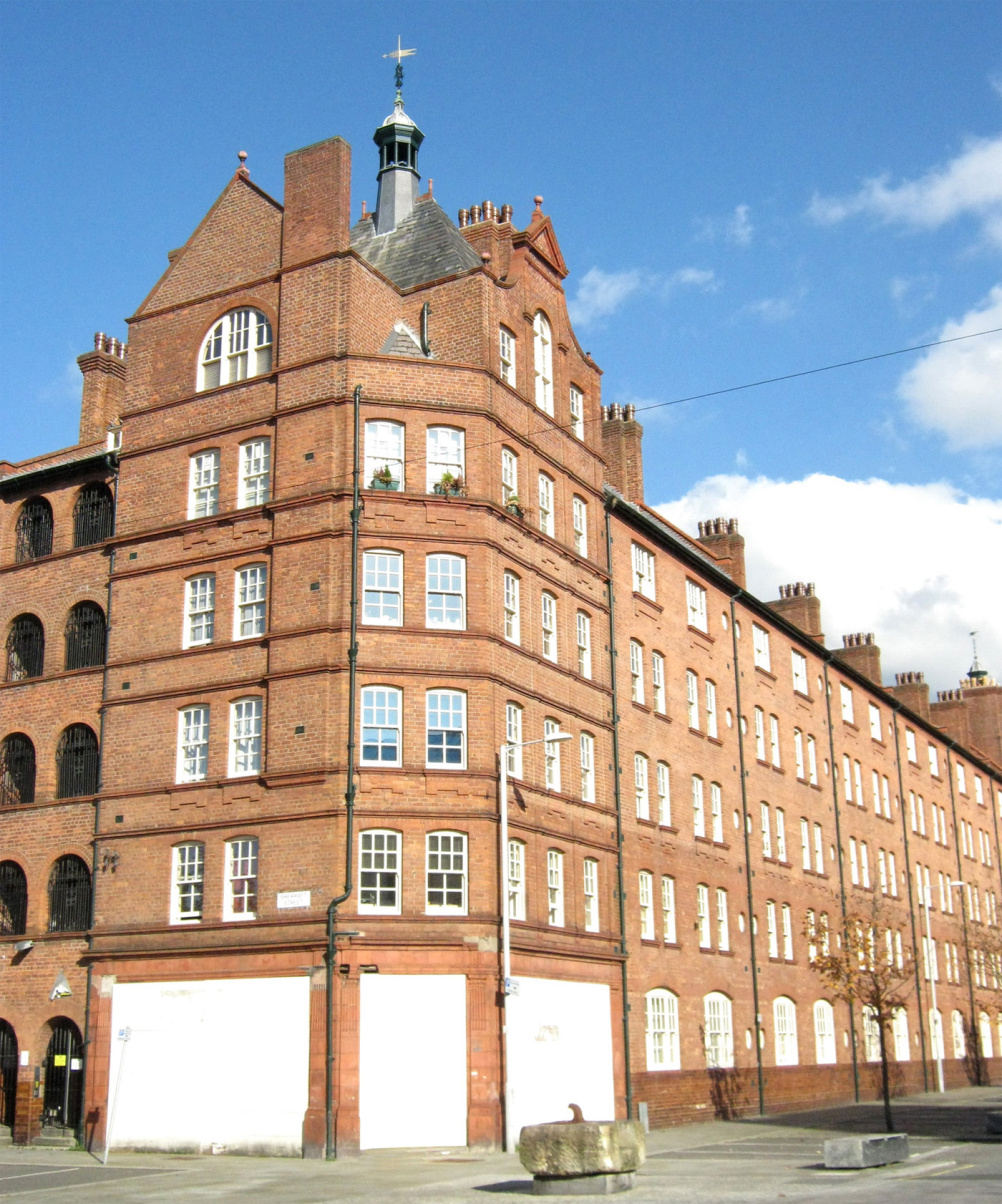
[[373, 46, 424, 234]]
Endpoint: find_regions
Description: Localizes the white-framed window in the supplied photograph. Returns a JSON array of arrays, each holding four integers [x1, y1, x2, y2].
[[888, 851, 898, 896], [541, 592, 558, 662], [769, 715, 781, 767], [752, 623, 771, 671], [863, 1008, 883, 1063], [426, 690, 466, 768], [928, 1008, 944, 1060], [813, 1000, 836, 1064], [974, 775, 984, 806], [572, 496, 587, 556], [198, 308, 272, 391], [716, 887, 730, 951], [426, 553, 466, 629], [426, 426, 465, 491], [505, 702, 523, 777], [363, 550, 402, 625], [503, 571, 520, 643], [792, 650, 808, 694], [766, 900, 778, 958], [705, 680, 718, 738], [538, 473, 554, 536], [754, 707, 766, 760], [657, 762, 671, 826], [188, 449, 220, 519], [630, 640, 644, 704], [635, 753, 650, 820], [697, 883, 711, 948], [238, 438, 271, 507], [801, 818, 811, 870], [576, 611, 592, 677], [860, 841, 870, 888], [794, 729, 805, 779], [807, 736, 818, 785], [869, 703, 882, 741], [569, 385, 584, 439], [184, 574, 215, 648], [426, 832, 467, 913], [881, 776, 891, 818], [854, 760, 863, 805], [229, 697, 263, 777], [892, 1008, 910, 1062], [704, 993, 734, 1068], [840, 683, 854, 723], [662, 875, 677, 943], [928, 744, 939, 776], [224, 836, 259, 920], [905, 728, 917, 762], [533, 311, 554, 414], [782, 903, 793, 960], [580, 732, 595, 803], [501, 447, 518, 504], [583, 857, 599, 931], [234, 564, 267, 638], [687, 670, 699, 729], [632, 542, 656, 599], [364, 420, 404, 490], [171, 842, 204, 923], [878, 849, 888, 895], [499, 326, 516, 386], [651, 652, 665, 714], [849, 838, 859, 885], [645, 989, 680, 1071], [693, 775, 706, 838], [761, 802, 772, 858], [711, 782, 723, 843], [359, 830, 401, 914], [820, 911, 830, 955], [639, 870, 654, 940], [956, 762, 967, 794], [177, 705, 210, 783], [814, 823, 824, 874], [774, 997, 798, 1065], [775, 807, 787, 861], [547, 849, 564, 926], [843, 754, 853, 802], [508, 839, 526, 921], [686, 579, 708, 632], [361, 686, 401, 765], [807, 909, 818, 960], [544, 718, 562, 792]]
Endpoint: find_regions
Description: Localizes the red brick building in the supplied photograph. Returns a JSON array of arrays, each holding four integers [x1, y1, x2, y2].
[[2, 91, 1001, 1155]]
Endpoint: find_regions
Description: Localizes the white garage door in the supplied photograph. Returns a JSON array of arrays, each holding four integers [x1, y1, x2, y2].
[[505, 977, 615, 1139], [108, 977, 310, 1155], [359, 974, 467, 1149]]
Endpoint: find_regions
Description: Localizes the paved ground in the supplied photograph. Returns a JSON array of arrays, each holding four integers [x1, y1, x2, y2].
[[1, 1087, 999, 1202]]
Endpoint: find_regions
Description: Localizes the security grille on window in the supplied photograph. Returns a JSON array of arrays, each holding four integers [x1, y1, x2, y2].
[[188, 450, 221, 519], [225, 838, 258, 920], [427, 832, 466, 912], [645, 989, 680, 1070], [15, 498, 53, 562], [364, 421, 404, 490], [198, 308, 272, 391], [499, 326, 516, 385], [583, 858, 599, 931], [533, 311, 553, 414], [184, 575, 215, 646], [426, 691, 466, 767], [362, 687, 401, 764], [359, 831, 400, 913], [504, 571, 520, 643], [652, 652, 665, 713], [505, 703, 523, 777], [697, 883, 711, 947], [631, 543, 655, 599], [0, 734, 35, 807], [234, 565, 267, 638], [639, 871, 654, 940], [177, 707, 209, 783], [64, 602, 106, 670], [686, 580, 707, 632], [72, 483, 114, 547], [363, 551, 402, 625], [541, 592, 557, 661], [635, 754, 649, 820], [686, 671, 699, 729], [230, 698, 262, 776], [55, 725, 99, 798], [572, 496, 587, 556], [692, 775, 706, 838], [48, 855, 91, 932], [705, 680, 718, 737], [704, 993, 734, 1068], [538, 473, 554, 536], [774, 997, 798, 1065], [508, 839, 526, 920], [501, 447, 518, 503], [711, 783, 723, 843], [544, 719, 562, 792], [547, 849, 564, 926], [791, 651, 808, 694], [662, 875, 677, 943], [426, 427, 465, 491], [239, 439, 271, 507], [814, 1000, 836, 1063], [716, 887, 729, 951], [426, 554, 466, 629], [172, 843, 204, 923], [0, 860, 28, 934], [657, 762, 671, 826], [630, 641, 644, 704], [752, 624, 771, 671], [5, 614, 44, 681], [576, 611, 592, 677], [580, 732, 595, 803]]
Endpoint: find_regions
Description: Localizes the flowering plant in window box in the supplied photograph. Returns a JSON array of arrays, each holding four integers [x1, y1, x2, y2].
[[504, 494, 525, 519], [370, 465, 399, 490], [433, 472, 466, 497]]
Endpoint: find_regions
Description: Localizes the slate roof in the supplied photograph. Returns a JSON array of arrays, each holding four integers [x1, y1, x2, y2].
[[350, 198, 482, 291], [380, 321, 426, 357]]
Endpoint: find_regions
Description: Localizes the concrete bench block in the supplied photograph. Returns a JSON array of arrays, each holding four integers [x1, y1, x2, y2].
[[823, 1134, 909, 1169], [519, 1118, 645, 1194], [532, 1171, 636, 1195], [986, 1111, 1002, 1135]]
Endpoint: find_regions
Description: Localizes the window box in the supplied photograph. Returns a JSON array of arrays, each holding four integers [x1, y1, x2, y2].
[[504, 496, 525, 518], [369, 476, 400, 490], [433, 473, 467, 497]]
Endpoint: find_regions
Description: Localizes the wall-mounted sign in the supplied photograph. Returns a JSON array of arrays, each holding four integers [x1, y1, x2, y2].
[[276, 890, 311, 910], [53, 1054, 67, 1067]]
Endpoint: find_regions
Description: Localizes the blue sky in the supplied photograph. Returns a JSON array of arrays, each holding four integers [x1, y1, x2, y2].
[[2, 1, 1000, 694]]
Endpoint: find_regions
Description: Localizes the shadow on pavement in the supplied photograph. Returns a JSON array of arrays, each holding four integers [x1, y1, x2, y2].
[[738, 1095, 1002, 1144], [474, 1180, 535, 1194]]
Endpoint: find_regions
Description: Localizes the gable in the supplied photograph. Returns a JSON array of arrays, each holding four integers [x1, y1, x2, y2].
[[516, 215, 568, 279]]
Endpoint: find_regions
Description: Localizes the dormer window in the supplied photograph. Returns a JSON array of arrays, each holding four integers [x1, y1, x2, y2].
[[198, 308, 273, 392]]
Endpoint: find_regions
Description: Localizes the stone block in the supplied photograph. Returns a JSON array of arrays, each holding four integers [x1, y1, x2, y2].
[[823, 1134, 909, 1169], [519, 1119, 645, 1178], [533, 1172, 636, 1195], [986, 1111, 1002, 1136]]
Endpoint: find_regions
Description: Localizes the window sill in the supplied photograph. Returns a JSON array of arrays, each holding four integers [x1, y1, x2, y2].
[[653, 709, 671, 723], [688, 727, 705, 739], [662, 941, 681, 950], [707, 735, 723, 747], [632, 591, 662, 613], [794, 689, 812, 702], [687, 625, 713, 642], [632, 701, 651, 714], [754, 666, 776, 681]]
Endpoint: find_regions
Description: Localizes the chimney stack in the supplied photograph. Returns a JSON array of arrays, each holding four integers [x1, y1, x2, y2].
[[833, 632, 882, 686], [696, 517, 745, 588], [766, 582, 824, 641], [77, 332, 127, 446], [282, 136, 352, 269], [888, 670, 930, 720], [601, 404, 644, 504]]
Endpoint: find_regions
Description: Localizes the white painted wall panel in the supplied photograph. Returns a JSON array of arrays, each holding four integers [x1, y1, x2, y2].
[[359, 974, 467, 1149], [108, 977, 310, 1155]]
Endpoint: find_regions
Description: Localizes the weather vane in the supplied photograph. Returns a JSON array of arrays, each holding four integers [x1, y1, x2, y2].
[[383, 36, 416, 101]]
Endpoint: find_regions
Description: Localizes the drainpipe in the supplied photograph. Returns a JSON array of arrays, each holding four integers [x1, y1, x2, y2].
[[603, 503, 633, 1122], [729, 595, 764, 1114], [325, 384, 362, 1160], [945, 747, 981, 1084]]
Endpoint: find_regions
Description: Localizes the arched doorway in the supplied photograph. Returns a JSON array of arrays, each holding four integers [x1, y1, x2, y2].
[[0, 1020, 17, 1134], [42, 1019, 83, 1132]]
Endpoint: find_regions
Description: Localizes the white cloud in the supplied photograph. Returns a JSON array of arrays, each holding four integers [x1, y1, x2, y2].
[[568, 266, 716, 326], [897, 286, 1002, 448], [695, 203, 754, 245], [655, 472, 1002, 695], [36, 359, 81, 409], [665, 267, 717, 293], [808, 135, 1002, 250], [728, 204, 753, 246], [739, 295, 797, 322]]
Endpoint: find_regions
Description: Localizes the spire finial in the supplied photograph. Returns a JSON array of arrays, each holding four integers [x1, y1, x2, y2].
[[237, 150, 248, 176], [969, 630, 987, 682], [383, 36, 416, 104]]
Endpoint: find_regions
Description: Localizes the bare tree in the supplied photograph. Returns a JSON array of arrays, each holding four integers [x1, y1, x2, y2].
[[804, 896, 915, 1132]]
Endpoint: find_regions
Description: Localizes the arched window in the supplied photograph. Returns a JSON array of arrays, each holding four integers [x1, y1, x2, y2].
[[979, 1011, 994, 1060], [951, 1009, 966, 1059], [773, 997, 798, 1066], [48, 856, 91, 932], [64, 602, 106, 670], [5, 614, 44, 681], [43, 1020, 83, 1130], [197, 308, 273, 391], [0, 1019, 17, 1131], [15, 497, 53, 561], [55, 725, 99, 798], [703, 992, 734, 1068], [813, 1000, 836, 1064], [0, 734, 35, 806], [0, 861, 28, 935], [645, 989, 680, 1070], [533, 311, 553, 415], [72, 483, 114, 547], [892, 1007, 910, 1062]]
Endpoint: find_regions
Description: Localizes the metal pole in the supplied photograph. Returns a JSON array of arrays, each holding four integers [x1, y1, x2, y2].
[[500, 744, 511, 1152], [923, 892, 944, 1092]]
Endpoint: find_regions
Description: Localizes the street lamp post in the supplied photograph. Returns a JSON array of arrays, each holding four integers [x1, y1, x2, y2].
[[920, 883, 944, 1093], [499, 731, 571, 1153]]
